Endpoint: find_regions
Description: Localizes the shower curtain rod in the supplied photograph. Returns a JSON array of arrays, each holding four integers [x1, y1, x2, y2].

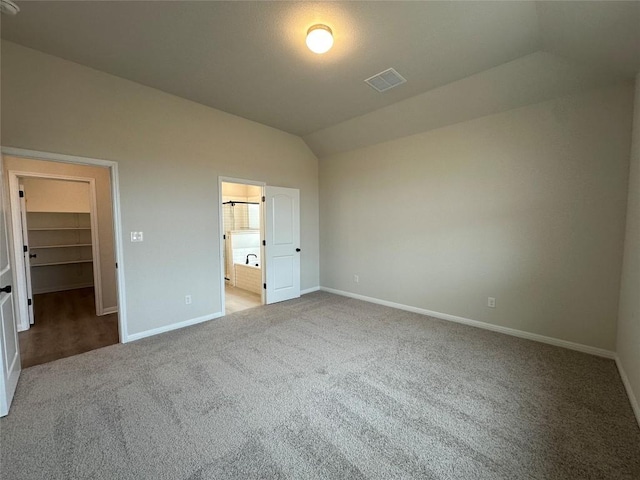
[[222, 201, 260, 206]]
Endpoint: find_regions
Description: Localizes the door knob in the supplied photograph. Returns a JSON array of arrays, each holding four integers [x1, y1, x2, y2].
[[296, 248, 301, 252], [0, 285, 11, 294]]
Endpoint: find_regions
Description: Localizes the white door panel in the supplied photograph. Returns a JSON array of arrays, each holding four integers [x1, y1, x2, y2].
[[272, 255, 294, 290], [265, 187, 300, 304], [272, 195, 294, 244], [0, 156, 21, 417], [19, 186, 34, 325], [1, 293, 18, 372]]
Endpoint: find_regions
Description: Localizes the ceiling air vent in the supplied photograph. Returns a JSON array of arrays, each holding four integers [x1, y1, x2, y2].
[[364, 68, 407, 93]]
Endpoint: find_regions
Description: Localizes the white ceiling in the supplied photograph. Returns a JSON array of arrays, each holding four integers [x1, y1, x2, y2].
[[304, 51, 627, 158], [1, 1, 638, 145]]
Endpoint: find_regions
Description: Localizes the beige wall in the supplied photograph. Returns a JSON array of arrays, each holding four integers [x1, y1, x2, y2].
[[320, 83, 633, 351], [221, 183, 261, 199], [4, 156, 118, 310], [1, 41, 320, 337], [617, 74, 640, 419], [22, 177, 90, 213]]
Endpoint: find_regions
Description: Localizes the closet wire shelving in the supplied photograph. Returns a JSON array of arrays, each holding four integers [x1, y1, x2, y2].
[[27, 212, 93, 268]]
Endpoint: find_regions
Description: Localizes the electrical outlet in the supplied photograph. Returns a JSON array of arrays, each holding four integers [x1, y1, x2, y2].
[[487, 297, 496, 308], [354, 274, 359, 283], [130, 231, 143, 242], [185, 295, 192, 305]]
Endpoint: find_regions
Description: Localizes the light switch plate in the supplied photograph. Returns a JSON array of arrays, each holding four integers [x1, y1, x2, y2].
[[131, 231, 144, 242]]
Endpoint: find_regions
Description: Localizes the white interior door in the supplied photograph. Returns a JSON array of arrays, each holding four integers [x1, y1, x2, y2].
[[0, 159, 22, 417], [18, 185, 34, 326], [265, 186, 300, 304]]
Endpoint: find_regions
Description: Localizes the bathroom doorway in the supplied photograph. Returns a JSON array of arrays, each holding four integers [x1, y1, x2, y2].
[[220, 179, 264, 314]]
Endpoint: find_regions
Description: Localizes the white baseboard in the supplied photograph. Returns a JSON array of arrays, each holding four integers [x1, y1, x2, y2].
[[32, 283, 94, 295], [127, 287, 318, 343], [615, 356, 640, 428], [101, 306, 118, 315], [301, 286, 320, 295], [320, 287, 616, 359], [124, 312, 224, 343]]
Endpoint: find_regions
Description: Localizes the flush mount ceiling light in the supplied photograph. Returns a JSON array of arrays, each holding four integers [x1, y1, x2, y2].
[[306, 24, 333, 54], [0, 0, 19, 16]]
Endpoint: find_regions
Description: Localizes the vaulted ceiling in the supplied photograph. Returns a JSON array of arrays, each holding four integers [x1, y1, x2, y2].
[[2, 1, 639, 155]]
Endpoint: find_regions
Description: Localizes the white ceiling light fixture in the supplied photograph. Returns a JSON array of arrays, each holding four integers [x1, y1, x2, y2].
[[306, 24, 333, 54], [0, 0, 19, 16]]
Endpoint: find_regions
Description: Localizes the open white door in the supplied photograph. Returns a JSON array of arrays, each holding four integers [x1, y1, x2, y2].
[[0, 158, 22, 417], [18, 185, 34, 326], [265, 186, 300, 304]]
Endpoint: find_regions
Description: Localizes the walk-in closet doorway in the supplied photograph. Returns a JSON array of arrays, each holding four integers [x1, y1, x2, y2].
[[3, 149, 127, 369]]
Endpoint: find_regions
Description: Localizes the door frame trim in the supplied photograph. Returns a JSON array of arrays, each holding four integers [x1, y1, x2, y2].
[[1, 147, 128, 343], [218, 176, 265, 316]]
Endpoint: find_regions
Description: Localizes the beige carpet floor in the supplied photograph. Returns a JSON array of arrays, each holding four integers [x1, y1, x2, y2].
[[1, 292, 638, 479]]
